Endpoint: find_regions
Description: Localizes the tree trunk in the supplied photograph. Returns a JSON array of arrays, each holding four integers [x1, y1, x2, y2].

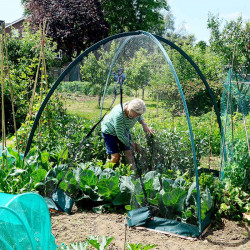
[[142, 88, 144, 100], [98, 94, 101, 107]]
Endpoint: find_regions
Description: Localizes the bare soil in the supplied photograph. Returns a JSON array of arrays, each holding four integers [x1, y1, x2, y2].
[[51, 208, 250, 250]]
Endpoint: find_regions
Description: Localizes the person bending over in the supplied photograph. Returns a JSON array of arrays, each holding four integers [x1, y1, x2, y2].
[[101, 98, 154, 169]]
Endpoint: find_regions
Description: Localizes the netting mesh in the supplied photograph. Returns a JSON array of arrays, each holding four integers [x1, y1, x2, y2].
[[24, 32, 221, 233], [0, 193, 57, 250], [32, 35, 199, 174], [220, 69, 250, 178]]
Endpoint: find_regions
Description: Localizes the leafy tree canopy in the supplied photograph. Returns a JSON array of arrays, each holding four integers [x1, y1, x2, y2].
[[100, 0, 170, 35], [195, 41, 207, 52], [125, 48, 152, 93], [80, 42, 120, 107], [207, 14, 250, 75], [22, 0, 110, 59]]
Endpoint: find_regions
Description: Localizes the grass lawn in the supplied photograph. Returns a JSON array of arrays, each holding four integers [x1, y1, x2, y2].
[[61, 92, 165, 120]]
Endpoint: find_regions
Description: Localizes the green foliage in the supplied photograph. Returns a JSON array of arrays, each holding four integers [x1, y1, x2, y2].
[[198, 171, 249, 222], [74, 33, 224, 117], [57, 81, 88, 94], [222, 112, 250, 192], [114, 40, 223, 116], [57, 81, 132, 98], [98, 175, 120, 200], [1, 141, 247, 226], [15, 94, 71, 153], [86, 236, 114, 250], [0, 144, 214, 225], [15, 93, 108, 161], [127, 172, 213, 224], [0, 147, 49, 194], [0, 23, 59, 135], [80, 42, 121, 106], [60, 242, 88, 250], [224, 162, 249, 191], [2, 97, 247, 226], [58, 235, 113, 250], [212, 179, 249, 222], [126, 243, 157, 250], [134, 128, 196, 175], [159, 44, 224, 116], [207, 14, 250, 74], [149, 61, 179, 115], [58, 236, 156, 250], [125, 48, 153, 95], [133, 113, 221, 174], [101, 0, 169, 35]]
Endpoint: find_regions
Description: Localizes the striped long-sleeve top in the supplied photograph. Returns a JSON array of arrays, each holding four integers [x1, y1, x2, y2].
[[101, 103, 143, 146]]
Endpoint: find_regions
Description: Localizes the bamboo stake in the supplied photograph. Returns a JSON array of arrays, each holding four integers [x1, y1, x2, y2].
[[0, 21, 6, 168], [156, 92, 159, 117], [229, 43, 237, 158], [38, 20, 47, 143], [220, 44, 237, 171], [41, 20, 48, 91], [243, 114, 250, 159], [29, 23, 43, 115], [28, 51, 42, 116], [39, 19, 47, 97], [208, 106, 214, 169]]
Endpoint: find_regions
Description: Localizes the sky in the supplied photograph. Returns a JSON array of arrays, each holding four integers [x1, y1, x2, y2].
[[0, 0, 249, 43], [168, 0, 250, 43]]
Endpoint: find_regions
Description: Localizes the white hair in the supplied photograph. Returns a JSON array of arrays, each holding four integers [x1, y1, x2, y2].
[[127, 98, 146, 114]]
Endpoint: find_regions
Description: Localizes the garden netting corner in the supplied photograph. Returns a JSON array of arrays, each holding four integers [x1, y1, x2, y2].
[[220, 69, 250, 181], [0, 192, 57, 250]]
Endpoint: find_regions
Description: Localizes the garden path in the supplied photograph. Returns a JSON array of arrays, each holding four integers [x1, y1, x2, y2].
[[51, 208, 250, 249]]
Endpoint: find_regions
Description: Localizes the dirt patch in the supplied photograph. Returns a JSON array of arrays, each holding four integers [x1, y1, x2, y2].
[[51, 208, 250, 249]]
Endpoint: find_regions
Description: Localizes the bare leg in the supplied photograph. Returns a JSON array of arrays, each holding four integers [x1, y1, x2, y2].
[[110, 153, 120, 164], [124, 150, 135, 170]]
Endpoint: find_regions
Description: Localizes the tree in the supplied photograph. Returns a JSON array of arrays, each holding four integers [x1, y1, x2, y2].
[[23, 0, 110, 59], [80, 42, 119, 107], [196, 41, 207, 52], [125, 48, 152, 99], [207, 14, 250, 76], [143, 41, 224, 117], [149, 62, 177, 117], [165, 43, 224, 115], [100, 0, 169, 35]]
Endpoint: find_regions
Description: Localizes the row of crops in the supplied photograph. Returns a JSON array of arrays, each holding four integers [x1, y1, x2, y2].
[[1, 103, 249, 222]]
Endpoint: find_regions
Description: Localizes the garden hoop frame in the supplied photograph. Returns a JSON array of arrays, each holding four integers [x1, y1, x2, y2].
[[24, 30, 223, 157], [23, 30, 224, 234]]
